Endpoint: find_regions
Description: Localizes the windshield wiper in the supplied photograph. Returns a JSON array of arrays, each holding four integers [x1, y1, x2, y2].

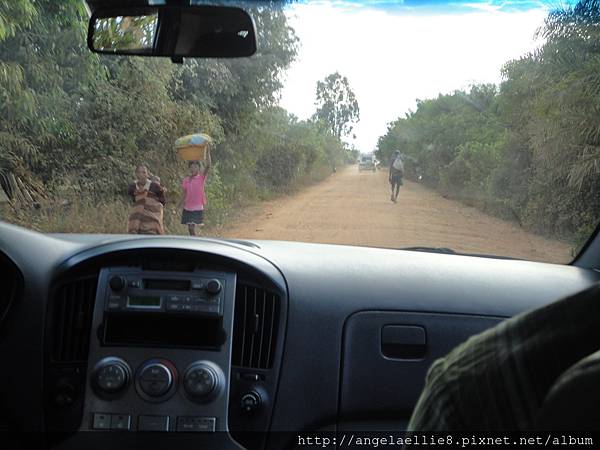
[[402, 246, 457, 255], [400, 246, 519, 260]]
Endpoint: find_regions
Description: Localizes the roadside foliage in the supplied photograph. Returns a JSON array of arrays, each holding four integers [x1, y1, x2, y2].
[[0, 0, 351, 232], [376, 0, 600, 254], [1, 0, 599, 253]]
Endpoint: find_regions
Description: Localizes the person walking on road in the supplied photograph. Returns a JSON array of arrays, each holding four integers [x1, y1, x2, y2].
[[389, 150, 404, 202], [179, 147, 211, 236]]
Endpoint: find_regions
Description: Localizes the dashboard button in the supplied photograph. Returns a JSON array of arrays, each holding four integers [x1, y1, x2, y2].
[[107, 295, 124, 310], [206, 279, 222, 295], [92, 413, 111, 430], [176, 416, 216, 432], [138, 415, 169, 432], [241, 373, 260, 382], [53, 381, 76, 407], [110, 414, 131, 430], [109, 276, 125, 292], [241, 391, 261, 413]]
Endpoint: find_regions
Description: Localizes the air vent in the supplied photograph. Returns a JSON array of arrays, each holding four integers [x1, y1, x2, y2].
[[232, 284, 280, 369], [0, 253, 21, 329], [51, 276, 98, 363]]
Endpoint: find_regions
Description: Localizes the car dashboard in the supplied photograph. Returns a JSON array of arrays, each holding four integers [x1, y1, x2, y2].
[[0, 222, 599, 449]]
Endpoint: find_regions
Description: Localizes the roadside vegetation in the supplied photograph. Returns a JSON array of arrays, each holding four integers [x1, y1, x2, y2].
[[0, 1, 357, 234], [377, 0, 600, 254], [2, 0, 598, 251]]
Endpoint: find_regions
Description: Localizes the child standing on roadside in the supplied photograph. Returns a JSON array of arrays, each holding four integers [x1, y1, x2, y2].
[[179, 147, 211, 236]]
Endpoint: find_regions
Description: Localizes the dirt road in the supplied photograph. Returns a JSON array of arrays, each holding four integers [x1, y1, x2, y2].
[[219, 166, 572, 263]]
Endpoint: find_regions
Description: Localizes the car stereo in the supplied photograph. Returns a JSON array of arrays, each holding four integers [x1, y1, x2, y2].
[[104, 272, 224, 316]]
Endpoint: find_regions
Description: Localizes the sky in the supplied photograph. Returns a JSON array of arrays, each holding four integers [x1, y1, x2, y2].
[[277, 1, 553, 152]]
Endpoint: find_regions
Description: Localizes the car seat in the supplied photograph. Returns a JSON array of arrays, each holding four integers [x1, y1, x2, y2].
[[535, 348, 600, 430]]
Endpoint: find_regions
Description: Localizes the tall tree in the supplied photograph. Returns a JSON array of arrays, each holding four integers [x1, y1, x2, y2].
[[314, 72, 360, 139]]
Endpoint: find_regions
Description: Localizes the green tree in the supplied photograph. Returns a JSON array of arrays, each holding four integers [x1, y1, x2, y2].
[[314, 72, 360, 139], [376, 0, 600, 252]]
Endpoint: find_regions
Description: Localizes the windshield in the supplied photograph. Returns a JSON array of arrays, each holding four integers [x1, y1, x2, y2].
[[1, 0, 599, 264]]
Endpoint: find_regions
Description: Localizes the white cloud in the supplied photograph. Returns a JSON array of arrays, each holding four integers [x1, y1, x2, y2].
[[278, 3, 547, 151], [461, 2, 504, 12]]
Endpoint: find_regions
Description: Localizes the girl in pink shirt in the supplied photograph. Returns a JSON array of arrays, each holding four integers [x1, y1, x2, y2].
[[179, 148, 211, 236]]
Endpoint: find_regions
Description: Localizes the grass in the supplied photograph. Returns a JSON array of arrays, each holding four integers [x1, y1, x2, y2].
[[0, 163, 338, 236], [2, 198, 195, 235]]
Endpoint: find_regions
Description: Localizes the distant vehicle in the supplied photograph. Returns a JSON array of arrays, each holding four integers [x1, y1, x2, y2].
[[358, 154, 377, 172]]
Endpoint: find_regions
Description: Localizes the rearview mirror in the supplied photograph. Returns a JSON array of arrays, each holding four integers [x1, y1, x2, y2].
[[87, 5, 256, 59]]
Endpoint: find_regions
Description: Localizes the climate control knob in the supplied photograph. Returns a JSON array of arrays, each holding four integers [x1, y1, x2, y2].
[[137, 361, 174, 398], [183, 362, 222, 402], [91, 357, 131, 396]]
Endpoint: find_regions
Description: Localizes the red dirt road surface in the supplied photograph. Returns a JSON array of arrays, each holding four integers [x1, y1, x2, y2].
[[219, 166, 572, 263]]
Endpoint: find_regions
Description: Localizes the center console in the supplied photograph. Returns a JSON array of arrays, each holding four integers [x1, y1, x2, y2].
[[81, 266, 236, 433]]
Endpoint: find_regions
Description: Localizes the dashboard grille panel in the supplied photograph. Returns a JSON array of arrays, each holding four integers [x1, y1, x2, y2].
[[52, 276, 97, 362], [0, 254, 20, 328], [232, 284, 280, 369]]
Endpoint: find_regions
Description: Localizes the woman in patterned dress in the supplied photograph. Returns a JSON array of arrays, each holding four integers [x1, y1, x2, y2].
[[127, 164, 166, 235]]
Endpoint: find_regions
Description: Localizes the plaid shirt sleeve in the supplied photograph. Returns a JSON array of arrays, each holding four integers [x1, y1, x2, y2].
[[407, 283, 600, 432]]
